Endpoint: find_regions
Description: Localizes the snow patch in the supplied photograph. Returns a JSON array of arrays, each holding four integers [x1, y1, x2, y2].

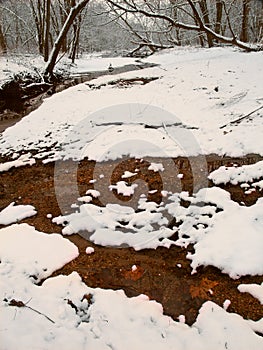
[[0, 153, 35, 172], [238, 282, 263, 304], [0, 202, 37, 225]]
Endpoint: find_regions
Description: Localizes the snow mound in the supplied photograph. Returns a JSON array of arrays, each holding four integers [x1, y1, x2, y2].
[[209, 160, 263, 186], [0, 153, 35, 172], [1, 270, 263, 350], [0, 202, 37, 225], [0, 219, 262, 349], [0, 223, 79, 282], [172, 188, 263, 279], [238, 282, 263, 304]]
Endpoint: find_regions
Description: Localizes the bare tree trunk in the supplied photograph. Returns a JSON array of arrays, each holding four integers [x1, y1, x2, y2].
[[60, 0, 72, 52], [69, 14, 81, 63], [194, 17, 205, 47], [259, 0, 263, 42], [44, 0, 90, 80], [199, 0, 213, 47], [0, 22, 7, 55], [44, 0, 51, 61], [215, 0, 223, 35], [240, 0, 250, 43], [170, 1, 181, 45], [30, 0, 45, 55]]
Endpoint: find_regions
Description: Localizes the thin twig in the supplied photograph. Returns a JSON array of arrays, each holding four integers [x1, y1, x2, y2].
[[7, 299, 55, 324], [220, 105, 263, 129]]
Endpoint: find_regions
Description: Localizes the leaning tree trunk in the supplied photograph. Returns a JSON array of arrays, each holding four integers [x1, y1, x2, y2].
[[44, 0, 90, 80]]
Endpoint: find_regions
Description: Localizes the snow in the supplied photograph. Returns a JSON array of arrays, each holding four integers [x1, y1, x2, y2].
[[209, 160, 263, 186], [121, 170, 137, 178], [1, 233, 263, 350], [223, 299, 231, 310], [52, 198, 173, 250], [53, 186, 263, 278], [148, 162, 164, 172], [85, 246, 95, 255], [238, 282, 263, 304], [0, 47, 262, 161], [0, 223, 79, 283], [0, 47, 263, 348], [86, 189, 100, 198], [172, 187, 263, 279], [109, 180, 138, 196], [0, 53, 138, 85], [1, 267, 263, 350], [0, 202, 37, 225], [131, 264, 137, 271], [69, 54, 139, 74], [0, 54, 45, 83], [0, 153, 35, 172]]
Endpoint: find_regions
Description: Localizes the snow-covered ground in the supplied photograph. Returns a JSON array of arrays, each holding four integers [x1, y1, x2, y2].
[[0, 222, 263, 350], [0, 47, 262, 161], [209, 160, 263, 194], [0, 52, 139, 87], [0, 47, 263, 349]]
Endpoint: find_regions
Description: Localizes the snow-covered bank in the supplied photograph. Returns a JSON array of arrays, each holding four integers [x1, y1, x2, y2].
[[0, 224, 262, 350], [0, 53, 138, 85], [209, 160, 263, 194], [0, 47, 262, 161]]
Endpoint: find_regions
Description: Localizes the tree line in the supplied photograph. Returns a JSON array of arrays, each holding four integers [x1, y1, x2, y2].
[[0, 0, 262, 79]]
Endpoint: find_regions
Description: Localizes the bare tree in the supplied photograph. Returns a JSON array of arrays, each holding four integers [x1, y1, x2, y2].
[[199, 0, 214, 47], [29, 0, 45, 54], [44, 0, 51, 61], [240, 0, 250, 42], [106, 0, 262, 53], [43, 0, 90, 80], [0, 22, 7, 54], [215, 0, 223, 36]]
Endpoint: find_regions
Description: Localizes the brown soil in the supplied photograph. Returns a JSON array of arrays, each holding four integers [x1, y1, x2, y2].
[[0, 155, 262, 326]]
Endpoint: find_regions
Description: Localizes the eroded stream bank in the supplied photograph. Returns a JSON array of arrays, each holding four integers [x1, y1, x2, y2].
[[0, 61, 157, 133], [0, 154, 262, 325]]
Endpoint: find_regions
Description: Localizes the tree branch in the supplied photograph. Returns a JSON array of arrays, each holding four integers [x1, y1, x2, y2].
[[107, 0, 262, 52]]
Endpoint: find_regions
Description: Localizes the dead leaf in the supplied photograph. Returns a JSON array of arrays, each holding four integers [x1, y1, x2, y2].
[[190, 278, 219, 299], [123, 266, 144, 281]]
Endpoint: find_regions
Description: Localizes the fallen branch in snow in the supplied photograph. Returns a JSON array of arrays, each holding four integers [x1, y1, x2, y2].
[[128, 41, 173, 57], [87, 76, 159, 90], [5, 298, 55, 324], [23, 81, 52, 90], [220, 105, 263, 129]]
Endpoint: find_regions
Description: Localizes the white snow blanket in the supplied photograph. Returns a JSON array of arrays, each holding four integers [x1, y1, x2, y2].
[[0, 223, 262, 349], [0, 47, 262, 162]]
